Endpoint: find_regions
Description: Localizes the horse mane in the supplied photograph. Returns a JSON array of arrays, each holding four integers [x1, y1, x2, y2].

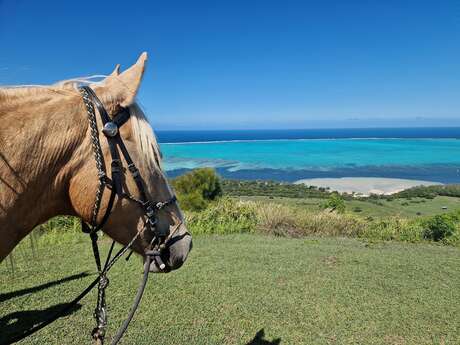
[[0, 78, 163, 170], [128, 102, 162, 170]]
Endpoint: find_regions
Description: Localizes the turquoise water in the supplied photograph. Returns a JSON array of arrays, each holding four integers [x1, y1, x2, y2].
[[162, 139, 460, 170], [160, 138, 460, 183]]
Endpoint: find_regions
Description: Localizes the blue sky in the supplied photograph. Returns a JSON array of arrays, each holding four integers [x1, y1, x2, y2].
[[1, 0, 459, 129]]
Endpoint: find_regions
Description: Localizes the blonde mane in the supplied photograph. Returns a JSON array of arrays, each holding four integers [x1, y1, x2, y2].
[[128, 102, 163, 170]]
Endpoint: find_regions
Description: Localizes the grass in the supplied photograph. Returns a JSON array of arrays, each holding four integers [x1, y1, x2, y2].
[[240, 195, 460, 219], [2, 234, 460, 345]]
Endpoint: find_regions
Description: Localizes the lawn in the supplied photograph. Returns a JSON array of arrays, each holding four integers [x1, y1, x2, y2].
[[240, 195, 460, 218], [1, 234, 460, 345]]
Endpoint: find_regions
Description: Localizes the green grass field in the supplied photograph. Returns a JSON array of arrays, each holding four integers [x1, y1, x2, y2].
[[240, 195, 460, 219], [1, 234, 460, 345]]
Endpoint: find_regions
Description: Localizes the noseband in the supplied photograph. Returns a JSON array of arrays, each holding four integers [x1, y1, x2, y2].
[[8, 86, 180, 345]]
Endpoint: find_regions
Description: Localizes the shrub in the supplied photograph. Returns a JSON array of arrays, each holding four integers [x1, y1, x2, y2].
[[186, 198, 257, 235], [361, 217, 424, 242], [422, 215, 457, 242], [172, 168, 223, 211], [320, 193, 346, 213]]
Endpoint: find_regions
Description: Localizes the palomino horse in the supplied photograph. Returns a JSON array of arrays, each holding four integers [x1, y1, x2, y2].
[[0, 52, 192, 271]]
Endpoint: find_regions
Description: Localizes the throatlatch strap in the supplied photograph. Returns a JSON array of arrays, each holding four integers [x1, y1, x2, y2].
[[94, 189, 117, 232]]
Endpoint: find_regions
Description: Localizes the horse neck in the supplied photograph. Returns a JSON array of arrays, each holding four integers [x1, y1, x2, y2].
[[0, 87, 88, 258]]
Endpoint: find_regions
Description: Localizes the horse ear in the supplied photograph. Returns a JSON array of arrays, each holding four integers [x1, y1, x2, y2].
[[103, 52, 148, 107], [110, 64, 121, 76]]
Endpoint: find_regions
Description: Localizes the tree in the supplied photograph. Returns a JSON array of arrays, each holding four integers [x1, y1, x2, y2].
[[172, 168, 223, 211]]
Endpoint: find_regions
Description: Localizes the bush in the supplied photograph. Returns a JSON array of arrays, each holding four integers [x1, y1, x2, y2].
[[320, 193, 346, 213], [172, 168, 223, 211], [361, 217, 424, 242], [186, 198, 257, 235], [422, 215, 457, 242]]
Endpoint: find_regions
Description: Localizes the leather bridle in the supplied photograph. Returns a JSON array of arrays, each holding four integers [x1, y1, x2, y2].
[[78, 85, 180, 344], [6, 86, 180, 345]]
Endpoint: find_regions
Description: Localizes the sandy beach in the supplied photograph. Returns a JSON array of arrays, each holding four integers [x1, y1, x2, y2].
[[295, 177, 442, 196]]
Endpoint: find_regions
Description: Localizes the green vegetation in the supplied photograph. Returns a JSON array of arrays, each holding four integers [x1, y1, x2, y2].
[[18, 170, 460, 247], [222, 179, 460, 218], [172, 168, 223, 211], [422, 214, 460, 243], [240, 194, 460, 219], [186, 198, 257, 235], [320, 193, 346, 213], [3, 170, 460, 344], [178, 196, 460, 245], [223, 178, 460, 202], [393, 184, 460, 199], [6, 171, 459, 249], [2, 234, 460, 345], [190, 172, 460, 245], [222, 179, 332, 199]]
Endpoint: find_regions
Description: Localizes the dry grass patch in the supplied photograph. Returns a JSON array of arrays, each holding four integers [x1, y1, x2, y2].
[[254, 201, 365, 238]]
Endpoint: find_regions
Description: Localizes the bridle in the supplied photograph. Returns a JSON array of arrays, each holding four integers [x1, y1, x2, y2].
[[6, 86, 180, 345], [79, 85, 179, 344]]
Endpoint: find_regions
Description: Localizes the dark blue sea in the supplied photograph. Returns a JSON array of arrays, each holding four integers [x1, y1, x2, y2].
[[156, 127, 460, 143], [155, 128, 460, 183]]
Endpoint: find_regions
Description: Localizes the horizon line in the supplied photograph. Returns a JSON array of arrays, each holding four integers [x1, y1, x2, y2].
[[155, 126, 460, 132]]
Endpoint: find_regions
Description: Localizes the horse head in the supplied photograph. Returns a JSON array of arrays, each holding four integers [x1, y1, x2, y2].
[[69, 53, 192, 272]]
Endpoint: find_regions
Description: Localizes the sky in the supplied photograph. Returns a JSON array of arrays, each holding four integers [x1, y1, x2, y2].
[[1, 0, 459, 129]]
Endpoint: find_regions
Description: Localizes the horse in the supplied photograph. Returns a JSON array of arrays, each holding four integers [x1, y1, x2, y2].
[[0, 52, 192, 273]]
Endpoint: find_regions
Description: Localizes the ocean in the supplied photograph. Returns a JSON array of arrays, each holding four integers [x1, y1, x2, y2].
[[156, 128, 460, 183]]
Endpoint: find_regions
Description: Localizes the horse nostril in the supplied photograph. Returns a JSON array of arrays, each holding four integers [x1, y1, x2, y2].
[[166, 233, 192, 270]]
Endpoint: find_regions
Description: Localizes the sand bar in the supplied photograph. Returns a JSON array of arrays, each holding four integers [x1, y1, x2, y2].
[[295, 177, 442, 196]]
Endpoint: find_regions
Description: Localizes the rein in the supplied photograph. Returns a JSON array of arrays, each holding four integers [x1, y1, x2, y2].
[[5, 86, 178, 345]]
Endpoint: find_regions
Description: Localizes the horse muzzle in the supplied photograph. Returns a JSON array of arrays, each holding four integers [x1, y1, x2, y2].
[[149, 232, 192, 273]]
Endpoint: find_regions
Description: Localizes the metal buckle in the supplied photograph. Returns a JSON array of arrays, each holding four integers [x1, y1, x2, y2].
[[102, 122, 118, 137], [128, 163, 140, 178], [111, 159, 122, 173]]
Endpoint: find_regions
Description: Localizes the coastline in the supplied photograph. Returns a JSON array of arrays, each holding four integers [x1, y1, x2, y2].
[[294, 177, 442, 196]]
